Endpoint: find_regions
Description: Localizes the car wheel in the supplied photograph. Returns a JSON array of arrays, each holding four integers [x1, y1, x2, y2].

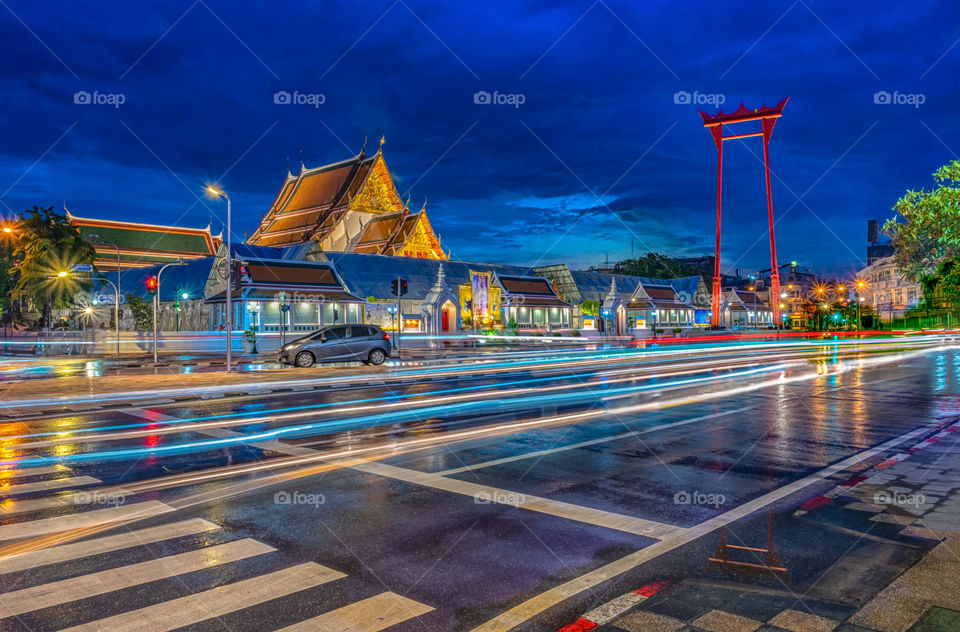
[[367, 348, 386, 366], [294, 351, 315, 368]]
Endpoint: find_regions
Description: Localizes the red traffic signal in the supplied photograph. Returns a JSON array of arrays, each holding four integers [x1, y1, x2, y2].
[[145, 276, 158, 294]]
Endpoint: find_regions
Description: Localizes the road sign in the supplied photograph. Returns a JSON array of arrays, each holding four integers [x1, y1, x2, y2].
[[71, 263, 93, 272], [97, 294, 116, 304]]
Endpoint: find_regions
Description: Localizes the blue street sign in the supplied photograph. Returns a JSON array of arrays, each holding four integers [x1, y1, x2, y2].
[[97, 294, 115, 304], [71, 263, 93, 272]]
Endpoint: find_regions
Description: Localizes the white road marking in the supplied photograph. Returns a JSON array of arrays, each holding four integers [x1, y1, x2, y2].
[[0, 500, 173, 541], [276, 591, 434, 632], [59, 562, 346, 632], [0, 475, 101, 496], [0, 465, 70, 479], [0, 538, 274, 618], [0, 518, 218, 574], [0, 487, 134, 517], [437, 406, 754, 475], [353, 462, 685, 540], [471, 418, 948, 631]]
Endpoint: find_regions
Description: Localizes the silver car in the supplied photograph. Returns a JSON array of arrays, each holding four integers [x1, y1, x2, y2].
[[278, 325, 391, 367]]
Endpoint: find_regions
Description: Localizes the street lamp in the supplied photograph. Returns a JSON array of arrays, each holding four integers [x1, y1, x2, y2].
[[57, 270, 68, 278], [153, 259, 185, 363], [87, 234, 122, 355], [207, 185, 233, 372]]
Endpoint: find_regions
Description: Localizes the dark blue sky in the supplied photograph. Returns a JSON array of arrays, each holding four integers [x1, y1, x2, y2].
[[1, 1, 957, 276]]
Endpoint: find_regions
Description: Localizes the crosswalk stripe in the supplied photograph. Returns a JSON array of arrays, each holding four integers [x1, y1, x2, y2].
[[276, 592, 434, 632], [0, 487, 133, 517], [59, 562, 346, 632], [0, 538, 274, 618], [0, 518, 218, 575], [0, 476, 101, 496], [0, 465, 71, 479], [0, 500, 174, 542]]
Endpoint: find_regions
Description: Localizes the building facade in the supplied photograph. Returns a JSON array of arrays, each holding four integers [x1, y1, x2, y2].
[[858, 256, 922, 321]]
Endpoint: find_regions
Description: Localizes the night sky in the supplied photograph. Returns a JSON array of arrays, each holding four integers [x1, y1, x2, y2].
[[1, 1, 957, 276]]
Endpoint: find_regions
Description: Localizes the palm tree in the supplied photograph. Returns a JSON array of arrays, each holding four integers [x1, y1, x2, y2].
[[11, 206, 96, 328]]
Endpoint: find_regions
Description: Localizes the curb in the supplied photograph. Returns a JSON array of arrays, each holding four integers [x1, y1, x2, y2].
[[794, 418, 960, 517], [556, 581, 671, 631]]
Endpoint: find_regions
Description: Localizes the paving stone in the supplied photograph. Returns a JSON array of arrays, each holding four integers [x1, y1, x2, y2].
[[693, 609, 763, 632], [614, 610, 687, 632], [869, 512, 915, 526], [768, 609, 839, 632], [906, 606, 960, 631], [832, 624, 881, 632]]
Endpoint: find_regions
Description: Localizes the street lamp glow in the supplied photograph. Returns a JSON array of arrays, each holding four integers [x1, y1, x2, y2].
[[182, 292, 189, 299], [206, 185, 224, 198], [2, 226, 12, 234], [84, 307, 93, 315], [57, 271, 68, 277]]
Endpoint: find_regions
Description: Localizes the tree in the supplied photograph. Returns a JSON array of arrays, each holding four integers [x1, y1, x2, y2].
[[11, 206, 96, 328], [884, 160, 960, 283], [580, 299, 599, 317], [614, 253, 701, 278], [126, 293, 153, 332]]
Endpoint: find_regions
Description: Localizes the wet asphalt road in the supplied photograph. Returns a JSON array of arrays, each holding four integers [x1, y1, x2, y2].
[[0, 337, 957, 631]]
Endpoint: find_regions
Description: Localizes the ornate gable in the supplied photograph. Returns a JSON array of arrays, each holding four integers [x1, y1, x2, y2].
[[397, 210, 447, 260], [350, 154, 403, 214]]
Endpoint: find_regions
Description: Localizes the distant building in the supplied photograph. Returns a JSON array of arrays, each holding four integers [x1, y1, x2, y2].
[[857, 256, 922, 321], [677, 255, 715, 276], [722, 288, 774, 329]]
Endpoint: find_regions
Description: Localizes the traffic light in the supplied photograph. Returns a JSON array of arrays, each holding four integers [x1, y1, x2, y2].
[[390, 278, 409, 297], [145, 276, 158, 295]]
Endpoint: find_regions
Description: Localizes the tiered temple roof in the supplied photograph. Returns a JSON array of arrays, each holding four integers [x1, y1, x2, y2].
[[248, 146, 446, 260], [67, 212, 221, 271]]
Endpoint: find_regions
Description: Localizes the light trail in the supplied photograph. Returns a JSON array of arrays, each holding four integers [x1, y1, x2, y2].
[[2, 362, 792, 466], [0, 336, 942, 415], [3, 338, 948, 469]]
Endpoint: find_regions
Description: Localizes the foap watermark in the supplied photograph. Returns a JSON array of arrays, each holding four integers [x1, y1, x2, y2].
[[274, 490, 325, 507], [74, 90, 125, 108], [274, 90, 325, 108], [73, 491, 126, 506], [873, 91, 925, 108], [673, 90, 725, 106], [474, 490, 525, 505], [674, 490, 725, 508], [473, 90, 525, 108], [874, 489, 926, 508]]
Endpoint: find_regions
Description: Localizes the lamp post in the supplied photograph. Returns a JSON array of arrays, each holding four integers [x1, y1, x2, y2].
[[207, 186, 232, 371], [88, 234, 121, 355], [153, 259, 185, 363]]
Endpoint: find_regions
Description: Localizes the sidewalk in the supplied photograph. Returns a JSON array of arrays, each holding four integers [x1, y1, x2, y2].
[[592, 422, 960, 632]]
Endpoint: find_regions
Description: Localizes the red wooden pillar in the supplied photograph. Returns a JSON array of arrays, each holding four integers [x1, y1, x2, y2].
[[762, 116, 781, 328], [710, 124, 724, 328]]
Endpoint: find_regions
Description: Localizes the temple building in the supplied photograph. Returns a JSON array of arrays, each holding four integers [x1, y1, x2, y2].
[[67, 212, 221, 271], [247, 143, 447, 260]]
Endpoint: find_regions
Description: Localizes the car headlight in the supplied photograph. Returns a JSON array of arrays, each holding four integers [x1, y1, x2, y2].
[[282, 344, 295, 351]]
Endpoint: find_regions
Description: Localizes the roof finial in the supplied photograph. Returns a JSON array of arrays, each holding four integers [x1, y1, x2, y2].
[[360, 136, 368, 156], [298, 148, 304, 171], [379, 134, 386, 150]]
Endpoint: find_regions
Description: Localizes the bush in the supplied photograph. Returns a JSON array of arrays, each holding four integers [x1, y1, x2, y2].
[[571, 329, 581, 337], [552, 331, 562, 337], [655, 328, 664, 334], [673, 327, 682, 334]]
